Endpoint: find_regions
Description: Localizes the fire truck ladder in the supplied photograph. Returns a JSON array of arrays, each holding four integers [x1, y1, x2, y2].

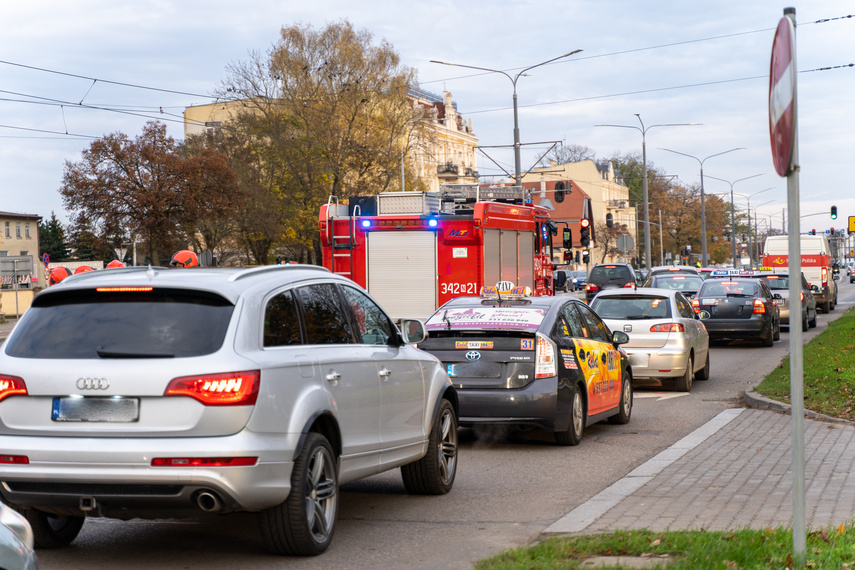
[[326, 195, 358, 278]]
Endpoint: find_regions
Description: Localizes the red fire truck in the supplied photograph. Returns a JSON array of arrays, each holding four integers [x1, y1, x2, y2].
[[319, 185, 558, 320]]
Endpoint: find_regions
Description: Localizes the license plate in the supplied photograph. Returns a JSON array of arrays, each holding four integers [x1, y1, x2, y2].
[[52, 397, 140, 423]]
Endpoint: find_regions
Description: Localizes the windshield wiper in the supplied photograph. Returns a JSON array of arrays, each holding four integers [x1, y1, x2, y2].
[[96, 347, 175, 359]]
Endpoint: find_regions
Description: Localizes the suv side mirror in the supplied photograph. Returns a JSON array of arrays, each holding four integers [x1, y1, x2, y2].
[[697, 310, 711, 319], [400, 319, 427, 344], [773, 293, 783, 300]]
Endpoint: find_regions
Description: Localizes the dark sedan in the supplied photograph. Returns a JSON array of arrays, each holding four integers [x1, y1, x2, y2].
[[419, 286, 633, 446], [692, 278, 781, 346]]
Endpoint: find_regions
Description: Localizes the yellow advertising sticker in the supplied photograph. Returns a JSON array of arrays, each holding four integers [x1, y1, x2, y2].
[[455, 341, 494, 349]]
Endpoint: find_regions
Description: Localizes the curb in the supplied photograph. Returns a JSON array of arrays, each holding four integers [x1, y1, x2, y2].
[[743, 389, 855, 426]]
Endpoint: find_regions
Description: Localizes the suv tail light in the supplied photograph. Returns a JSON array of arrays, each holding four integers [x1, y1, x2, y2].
[[650, 323, 685, 332], [753, 299, 766, 314], [586, 283, 599, 293], [623, 282, 636, 289], [165, 370, 260, 406], [535, 333, 557, 379], [691, 299, 700, 313], [151, 457, 257, 467], [0, 375, 27, 403]]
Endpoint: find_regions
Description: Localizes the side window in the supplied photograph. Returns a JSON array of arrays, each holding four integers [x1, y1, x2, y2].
[[296, 283, 354, 344], [263, 290, 302, 347], [340, 286, 394, 345], [674, 295, 693, 319], [577, 303, 611, 343], [561, 303, 588, 338]]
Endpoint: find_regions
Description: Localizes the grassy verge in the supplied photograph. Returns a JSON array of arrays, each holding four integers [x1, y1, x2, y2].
[[475, 525, 855, 569], [754, 306, 855, 421], [474, 307, 855, 569]]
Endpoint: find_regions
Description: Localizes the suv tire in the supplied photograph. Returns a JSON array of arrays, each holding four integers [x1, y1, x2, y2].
[[401, 399, 458, 495], [259, 432, 338, 556], [25, 510, 85, 548]]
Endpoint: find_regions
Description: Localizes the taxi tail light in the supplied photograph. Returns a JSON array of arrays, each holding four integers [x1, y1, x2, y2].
[[623, 282, 636, 289], [691, 299, 700, 313], [753, 299, 766, 314], [165, 370, 260, 406], [586, 283, 599, 293], [650, 323, 685, 333], [151, 457, 257, 467], [800, 291, 805, 302], [535, 333, 557, 379], [0, 375, 27, 403]]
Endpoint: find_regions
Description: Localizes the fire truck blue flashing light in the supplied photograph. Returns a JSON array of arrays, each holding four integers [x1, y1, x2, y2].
[[361, 219, 371, 228], [428, 218, 438, 228]]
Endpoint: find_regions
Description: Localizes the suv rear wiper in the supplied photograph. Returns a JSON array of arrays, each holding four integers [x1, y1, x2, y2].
[[96, 347, 175, 358]]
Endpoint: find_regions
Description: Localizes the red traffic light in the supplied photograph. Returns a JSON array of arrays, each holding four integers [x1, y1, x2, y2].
[[580, 218, 590, 228]]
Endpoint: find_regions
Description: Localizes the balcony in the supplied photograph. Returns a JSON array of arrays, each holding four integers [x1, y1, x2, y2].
[[608, 200, 628, 209], [437, 162, 460, 179]]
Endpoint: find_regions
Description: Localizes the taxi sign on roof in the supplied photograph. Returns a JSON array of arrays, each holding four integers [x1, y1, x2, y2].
[[425, 307, 545, 331], [479, 283, 532, 299]]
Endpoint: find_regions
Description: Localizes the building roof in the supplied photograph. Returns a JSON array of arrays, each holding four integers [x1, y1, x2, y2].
[[0, 211, 42, 221]]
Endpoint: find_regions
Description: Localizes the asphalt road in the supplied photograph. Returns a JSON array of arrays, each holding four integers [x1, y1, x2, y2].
[[34, 277, 855, 570]]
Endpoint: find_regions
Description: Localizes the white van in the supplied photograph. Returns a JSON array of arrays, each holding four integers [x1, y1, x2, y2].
[[762, 235, 838, 313]]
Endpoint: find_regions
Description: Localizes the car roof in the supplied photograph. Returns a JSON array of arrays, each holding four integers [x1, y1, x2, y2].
[[34, 265, 339, 304]]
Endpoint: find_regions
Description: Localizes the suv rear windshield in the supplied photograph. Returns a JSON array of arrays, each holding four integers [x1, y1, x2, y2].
[[698, 281, 760, 297], [589, 265, 633, 282], [4, 289, 234, 359]]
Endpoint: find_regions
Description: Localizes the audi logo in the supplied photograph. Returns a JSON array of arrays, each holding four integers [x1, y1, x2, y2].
[[465, 351, 481, 362], [76, 378, 110, 390]]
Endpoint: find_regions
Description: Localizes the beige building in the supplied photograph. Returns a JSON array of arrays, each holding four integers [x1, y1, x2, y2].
[[0, 211, 43, 316], [183, 88, 479, 194], [523, 160, 637, 264]]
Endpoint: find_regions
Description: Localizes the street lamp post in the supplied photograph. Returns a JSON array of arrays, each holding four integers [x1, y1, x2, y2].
[[431, 50, 582, 186], [704, 174, 764, 267], [596, 115, 699, 271], [659, 147, 744, 266], [735, 195, 774, 267]]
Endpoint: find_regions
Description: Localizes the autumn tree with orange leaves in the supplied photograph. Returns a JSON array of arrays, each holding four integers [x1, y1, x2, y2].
[[60, 121, 239, 265]]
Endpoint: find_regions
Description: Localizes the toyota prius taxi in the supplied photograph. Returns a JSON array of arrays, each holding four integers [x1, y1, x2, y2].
[[417, 283, 633, 446]]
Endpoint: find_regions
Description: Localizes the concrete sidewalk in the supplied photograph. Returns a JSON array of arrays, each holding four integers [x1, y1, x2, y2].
[[546, 405, 855, 536]]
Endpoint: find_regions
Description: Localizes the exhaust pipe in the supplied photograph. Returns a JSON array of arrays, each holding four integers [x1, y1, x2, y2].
[[196, 491, 222, 513]]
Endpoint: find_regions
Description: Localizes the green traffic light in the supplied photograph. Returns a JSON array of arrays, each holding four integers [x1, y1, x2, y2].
[[831, 205, 838, 219]]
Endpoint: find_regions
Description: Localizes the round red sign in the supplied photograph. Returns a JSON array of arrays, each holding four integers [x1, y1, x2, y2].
[[769, 16, 796, 177]]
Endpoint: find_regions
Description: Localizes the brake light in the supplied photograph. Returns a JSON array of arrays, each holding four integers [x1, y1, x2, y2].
[[623, 282, 636, 289], [650, 323, 685, 332], [0, 375, 27, 403], [691, 299, 700, 313], [535, 333, 556, 378], [96, 287, 153, 293], [151, 457, 257, 467], [821, 267, 828, 287], [0, 455, 28, 465], [586, 283, 599, 292], [753, 299, 766, 314], [165, 370, 260, 406]]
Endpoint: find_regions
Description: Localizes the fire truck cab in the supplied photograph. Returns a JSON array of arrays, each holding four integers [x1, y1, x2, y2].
[[319, 185, 558, 321]]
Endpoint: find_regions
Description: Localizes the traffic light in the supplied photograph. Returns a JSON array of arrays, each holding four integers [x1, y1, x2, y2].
[[579, 218, 591, 247], [605, 213, 614, 228], [831, 206, 838, 220], [563, 250, 572, 263], [810, 229, 816, 235], [575, 251, 581, 263], [582, 251, 590, 264], [562, 228, 572, 249]]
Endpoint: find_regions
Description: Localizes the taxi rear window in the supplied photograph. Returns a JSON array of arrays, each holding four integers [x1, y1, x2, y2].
[[425, 306, 545, 331]]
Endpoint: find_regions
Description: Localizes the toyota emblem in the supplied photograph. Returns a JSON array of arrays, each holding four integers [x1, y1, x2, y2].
[[465, 351, 481, 361], [76, 378, 110, 390]]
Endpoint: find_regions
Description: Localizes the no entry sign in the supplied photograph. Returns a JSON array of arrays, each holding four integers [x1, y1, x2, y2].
[[769, 15, 796, 177]]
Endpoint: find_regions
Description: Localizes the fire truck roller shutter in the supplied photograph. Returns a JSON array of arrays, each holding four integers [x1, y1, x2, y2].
[[366, 230, 438, 322], [484, 229, 535, 290], [518, 230, 535, 290], [485, 229, 501, 287]]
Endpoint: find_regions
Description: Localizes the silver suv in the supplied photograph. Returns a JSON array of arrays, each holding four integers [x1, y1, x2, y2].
[[0, 265, 458, 556]]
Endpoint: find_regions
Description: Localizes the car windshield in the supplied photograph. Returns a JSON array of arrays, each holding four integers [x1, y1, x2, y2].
[[571, 271, 587, 279], [651, 275, 703, 291], [590, 266, 632, 282], [590, 295, 672, 320], [759, 276, 788, 290], [4, 289, 234, 359], [698, 281, 759, 297]]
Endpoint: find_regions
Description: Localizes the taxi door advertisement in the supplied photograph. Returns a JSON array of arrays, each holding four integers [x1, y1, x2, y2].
[[572, 338, 621, 416]]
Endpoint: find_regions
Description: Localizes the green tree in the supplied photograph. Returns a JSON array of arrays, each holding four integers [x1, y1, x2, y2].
[[215, 20, 420, 263], [38, 212, 68, 262], [60, 121, 238, 265]]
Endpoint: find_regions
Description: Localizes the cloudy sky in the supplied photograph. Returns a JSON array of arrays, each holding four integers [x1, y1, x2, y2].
[[2, 1, 853, 235]]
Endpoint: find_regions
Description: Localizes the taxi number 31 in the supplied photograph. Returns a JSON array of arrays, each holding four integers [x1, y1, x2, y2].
[[440, 282, 478, 295]]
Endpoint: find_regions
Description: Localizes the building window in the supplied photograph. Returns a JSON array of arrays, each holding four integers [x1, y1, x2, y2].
[[25, 223, 31, 239], [4, 222, 9, 238], [0, 251, 7, 256], [16, 223, 21, 238], [20, 251, 28, 256]]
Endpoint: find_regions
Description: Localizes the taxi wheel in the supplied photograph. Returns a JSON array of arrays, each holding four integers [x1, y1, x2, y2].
[[773, 321, 781, 341], [809, 310, 817, 328], [555, 383, 584, 446], [802, 312, 809, 332], [608, 372, 632, 424], [675, 356, 693, 392]]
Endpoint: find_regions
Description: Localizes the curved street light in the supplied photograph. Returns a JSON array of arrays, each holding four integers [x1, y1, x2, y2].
[[431, 50, 583, 187], [705, 174, 765, 267], [659, 147, 744, 266], [596, 115, 700, 270]]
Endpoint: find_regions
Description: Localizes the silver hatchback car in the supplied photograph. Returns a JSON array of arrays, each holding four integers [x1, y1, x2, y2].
[[590, 288, 710, 392], [0, 265, 458, 556]]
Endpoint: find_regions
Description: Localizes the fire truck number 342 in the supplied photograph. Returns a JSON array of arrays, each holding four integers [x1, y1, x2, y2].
[[440, 282, 479, 295]]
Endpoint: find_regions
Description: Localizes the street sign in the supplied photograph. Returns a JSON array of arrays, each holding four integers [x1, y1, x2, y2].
[[849, 216, 855, 233], [769, 15, 796, 177], [616, 234, 634, 253]]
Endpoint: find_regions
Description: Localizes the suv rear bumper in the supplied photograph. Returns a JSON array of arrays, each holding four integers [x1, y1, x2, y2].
[[0, 430, 296, 516]]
